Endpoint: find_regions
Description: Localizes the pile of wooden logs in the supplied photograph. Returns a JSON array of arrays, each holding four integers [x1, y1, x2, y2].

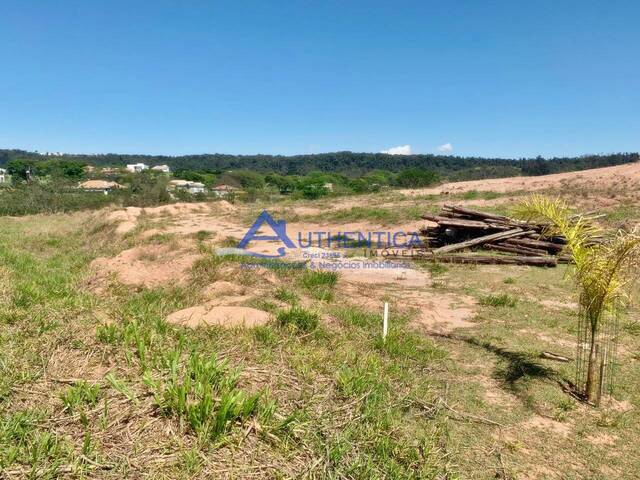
[[415, 204, 571, 267]]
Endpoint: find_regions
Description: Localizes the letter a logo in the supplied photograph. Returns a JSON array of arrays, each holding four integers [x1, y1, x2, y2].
[[238, 210, 295, 258]]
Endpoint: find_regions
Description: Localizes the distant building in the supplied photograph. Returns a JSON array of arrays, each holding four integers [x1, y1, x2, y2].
[[151, 164, 171, 173], [323, 182, 334, 192], [169, 179, 206, 194], [126, 163, 149, 173], [0, 168, 7, 183], [211, 184, 239, 197], [186, 182, 205, 194], [78, 180, 124, 195], [169, 179, 189, 188]]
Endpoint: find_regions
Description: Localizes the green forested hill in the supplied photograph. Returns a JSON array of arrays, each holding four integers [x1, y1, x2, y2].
[[0, 149, 637, 180]]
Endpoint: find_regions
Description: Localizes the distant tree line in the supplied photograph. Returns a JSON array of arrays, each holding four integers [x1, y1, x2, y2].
[[1, 149, 637, 180], [1, 149, 638, 216], [5, 158, 84, 181]]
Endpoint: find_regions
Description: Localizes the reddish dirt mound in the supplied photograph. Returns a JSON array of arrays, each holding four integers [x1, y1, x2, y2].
[[166, 304, 271, 328], [90, 244, 199, 288], [402, 161, 640, 196]]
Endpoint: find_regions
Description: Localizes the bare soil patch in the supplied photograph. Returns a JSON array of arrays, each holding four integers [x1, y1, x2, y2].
[[90, 243, 199, 288], [521, 415, 572, 437], [166, 304, 271, 328], [406, 290, 476, 332]]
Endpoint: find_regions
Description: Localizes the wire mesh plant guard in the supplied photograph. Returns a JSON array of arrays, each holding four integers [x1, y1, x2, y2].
[[575, 304, 620, 405], [515, 195, 640, 405]]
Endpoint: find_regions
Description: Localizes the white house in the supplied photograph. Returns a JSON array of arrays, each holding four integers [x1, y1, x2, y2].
[[169, 179, 206, 194], [126, 163, 149, 173], [186, 182, 205, 194], [169, 179, 189, 188], [151, 164, 171, 173], [0, 168, 7, 183]]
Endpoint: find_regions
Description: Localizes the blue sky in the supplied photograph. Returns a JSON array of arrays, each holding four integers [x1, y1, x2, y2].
[[1, 1, 638, 157]]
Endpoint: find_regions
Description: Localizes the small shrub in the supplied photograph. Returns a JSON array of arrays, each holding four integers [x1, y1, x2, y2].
[[277, 307, 320, 332]]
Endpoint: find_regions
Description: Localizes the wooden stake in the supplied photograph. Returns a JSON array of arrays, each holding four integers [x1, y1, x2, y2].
[[383, 302, 389, 342]]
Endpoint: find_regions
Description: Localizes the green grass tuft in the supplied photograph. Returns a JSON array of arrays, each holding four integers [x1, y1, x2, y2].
[[60, 382, 101, 414], [480, 293, 517, 307], [273, 287, 299, 304], [277, 307, 320, 332]]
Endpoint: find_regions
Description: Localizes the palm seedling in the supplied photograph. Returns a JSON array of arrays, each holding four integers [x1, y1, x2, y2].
[[515, 195, 640, 404]]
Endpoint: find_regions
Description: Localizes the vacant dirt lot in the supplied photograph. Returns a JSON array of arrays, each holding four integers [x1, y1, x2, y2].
[[1, 164, 639, 479]]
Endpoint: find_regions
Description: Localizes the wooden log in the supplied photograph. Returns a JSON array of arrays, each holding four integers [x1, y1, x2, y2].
[[503, 238, 565, 252], [540, 351, 572, 362], [444, 204, 526, 225], [420, 214, 495, 229], [442, 204, 548, 232], [443, 204, 514, 223], [386, 252, 558, 267], [558, 255, 573, 264], [427, 255, 557, 267], [484, 244, 549, 257], [420, 213, 444, 223], [432, 228, 533, 255], [493, 241, 548, 255]]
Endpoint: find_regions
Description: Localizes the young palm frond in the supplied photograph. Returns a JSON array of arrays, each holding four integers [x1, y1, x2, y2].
[[515, 195, 640, 403], [514, 194, 600, 261], [579, 232, 640, 318]]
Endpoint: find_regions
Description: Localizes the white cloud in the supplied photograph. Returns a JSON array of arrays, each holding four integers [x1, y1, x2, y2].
[[381, 144, 412, 155], [437, 143, 453, 153]]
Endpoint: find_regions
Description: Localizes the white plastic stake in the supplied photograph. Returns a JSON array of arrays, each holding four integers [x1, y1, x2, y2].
[[383, 302, 389, 341]]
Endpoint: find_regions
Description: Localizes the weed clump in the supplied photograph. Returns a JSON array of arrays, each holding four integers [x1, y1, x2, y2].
[[152, 352, 261, 442], [60, 382, 101, 413], [277, 307, 320, 332], [480, 293, 517, 307], [273, 287, 299, 304], [301, 270, 338, 301]]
